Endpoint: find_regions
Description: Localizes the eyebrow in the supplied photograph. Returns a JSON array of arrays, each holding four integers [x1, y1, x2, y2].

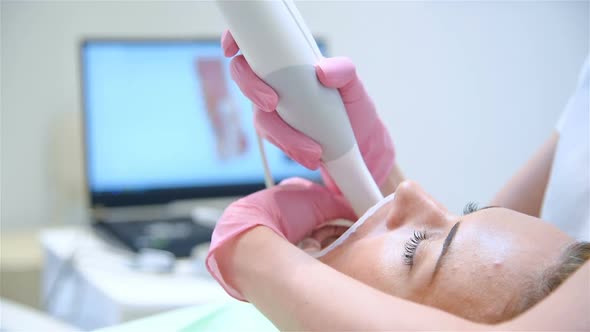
[[430, 221, 461, 282], [466, 205, 501, 215]]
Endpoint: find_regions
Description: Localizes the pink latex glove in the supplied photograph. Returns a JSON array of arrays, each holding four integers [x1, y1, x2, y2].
[[206, 177, 356, 301], [222, 30, 395, 190]]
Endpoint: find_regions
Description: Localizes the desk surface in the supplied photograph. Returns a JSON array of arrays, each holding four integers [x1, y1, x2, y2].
[[40, 226, 229, 329], [1, 228, 43, 269]]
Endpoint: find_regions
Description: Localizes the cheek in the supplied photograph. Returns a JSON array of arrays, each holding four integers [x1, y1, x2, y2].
[[320, 238, 400, 293], [374, 239, 410, 297], [320, 235, 407, 296], [321, 239, 379, 279]]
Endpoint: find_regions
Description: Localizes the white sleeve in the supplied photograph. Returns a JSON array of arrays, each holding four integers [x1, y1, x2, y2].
[[556, 56, 590, 133], [556, 98, 572, 133]]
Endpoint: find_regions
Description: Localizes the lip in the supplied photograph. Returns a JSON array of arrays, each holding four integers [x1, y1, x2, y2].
[[312, 223, 352, 246], [311, 192, 397, 258]]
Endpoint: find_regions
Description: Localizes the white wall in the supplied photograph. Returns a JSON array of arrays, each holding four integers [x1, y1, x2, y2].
[[1, 1, 588, 229]]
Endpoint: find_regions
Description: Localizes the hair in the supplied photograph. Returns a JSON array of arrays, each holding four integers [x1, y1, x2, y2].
[[506, 241, 590, 319]]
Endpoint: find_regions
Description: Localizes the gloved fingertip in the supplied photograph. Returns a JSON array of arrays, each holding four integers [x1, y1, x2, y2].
[[255, 110, 323, 168], [258, 127, 290, 159], [251, 102, 269, 113], [221, 30, 239, 57], [300, 158, 321, 171], [230, 57, 278, 111], [315, 65, 328, 85], [229, 56, 244, 80], [298, 146, 322, 170], [259, 107, 275, 113], [284, 134, 322, 170], [278, 177, 310, 186], [259, 91, 279, 112], [316, 57, 356, 88]]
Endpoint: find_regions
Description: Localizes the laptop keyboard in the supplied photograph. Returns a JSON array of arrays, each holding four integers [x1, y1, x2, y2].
[[95, 217, 213, 258]]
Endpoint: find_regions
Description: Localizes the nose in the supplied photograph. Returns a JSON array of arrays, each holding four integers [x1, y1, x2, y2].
[[386, 180, 452, 230]]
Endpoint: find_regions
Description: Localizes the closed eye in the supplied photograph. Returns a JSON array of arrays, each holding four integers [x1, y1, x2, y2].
[[403, 230, 427, 266]]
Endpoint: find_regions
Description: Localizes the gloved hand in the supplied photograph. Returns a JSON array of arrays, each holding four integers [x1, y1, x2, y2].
[[221, 30, 395, 191], [206, 177, 356, 301]]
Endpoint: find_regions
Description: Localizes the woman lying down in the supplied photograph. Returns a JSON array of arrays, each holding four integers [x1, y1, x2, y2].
[[207, 179, 589, 330], [302, 187, 589, 325], [205, 31, 589, 330]]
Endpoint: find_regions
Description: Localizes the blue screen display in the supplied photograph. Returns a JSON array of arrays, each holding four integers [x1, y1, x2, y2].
[[82, 40, 322, 193]]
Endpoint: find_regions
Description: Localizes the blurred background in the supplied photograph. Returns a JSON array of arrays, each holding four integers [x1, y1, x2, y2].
[[1, 0, 588, 330]]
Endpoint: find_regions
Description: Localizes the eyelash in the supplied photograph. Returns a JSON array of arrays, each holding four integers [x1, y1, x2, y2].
[[403, 230, 427, 266], [463, 201, 481, 215], [402, 202, 479, 267]]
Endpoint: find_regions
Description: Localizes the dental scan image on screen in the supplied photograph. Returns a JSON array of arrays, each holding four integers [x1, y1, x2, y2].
[[82, 40, 321, 194]]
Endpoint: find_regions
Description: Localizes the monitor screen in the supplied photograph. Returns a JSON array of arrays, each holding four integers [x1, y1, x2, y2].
[[81, 39, 323, 206]]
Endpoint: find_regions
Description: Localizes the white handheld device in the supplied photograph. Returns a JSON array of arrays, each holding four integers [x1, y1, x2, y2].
[[216, 0, 383, 215]]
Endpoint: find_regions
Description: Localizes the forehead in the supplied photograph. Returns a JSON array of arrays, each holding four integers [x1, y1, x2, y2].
[[447, 208, 572, 275], [423, 209, 573, 316], [463, 208, 571, 246]]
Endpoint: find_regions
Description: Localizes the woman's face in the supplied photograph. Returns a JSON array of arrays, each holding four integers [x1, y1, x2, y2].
[[314, 180, 573, 323]]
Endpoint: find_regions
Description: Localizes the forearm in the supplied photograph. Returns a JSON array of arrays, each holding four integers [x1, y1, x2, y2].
[[220, 227, 483, 331], [490, 133, 558, 217]]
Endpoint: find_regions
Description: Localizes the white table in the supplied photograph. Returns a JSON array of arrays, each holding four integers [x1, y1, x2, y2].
[[40, 227, 229, 331]]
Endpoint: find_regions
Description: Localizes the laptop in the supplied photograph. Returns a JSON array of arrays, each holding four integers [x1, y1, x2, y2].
[[79, 38, 323, 257]]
